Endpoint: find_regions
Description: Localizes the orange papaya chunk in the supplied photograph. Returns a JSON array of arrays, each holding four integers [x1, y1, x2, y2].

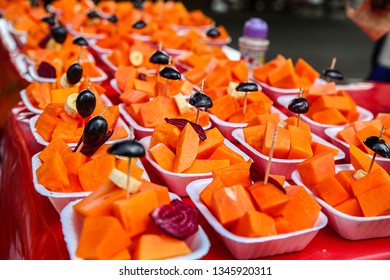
[[297, 151, 335, 189], [230, 211, 277, 237], [76, 215, 131, 260], [132, 234, 191, 260], [174, 123, 200, 173]]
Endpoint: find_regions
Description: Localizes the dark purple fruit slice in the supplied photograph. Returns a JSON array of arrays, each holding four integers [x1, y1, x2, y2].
[[150, 199, 199, 240], [38, 33, 52, 49], [73, 130, 113, 156], [37, 61, 57, 78], [164, 118, 206, 141], [249, 162, 286, 194]]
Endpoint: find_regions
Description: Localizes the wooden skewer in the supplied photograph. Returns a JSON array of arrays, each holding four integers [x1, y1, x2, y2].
[[126, 158, 131, 198], [264, 124, 279, 185], [297, 87, 303, 128], [367, 126, 385, 174], [327, 57, 337, 83]]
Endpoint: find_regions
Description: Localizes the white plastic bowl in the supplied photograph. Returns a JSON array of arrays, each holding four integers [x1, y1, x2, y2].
[[231, 128, 345, 180], [60, 194, 211, 260], [100, 53, 118, 73], [277, 95, 374, 140], [119, 103, 212, 140], [29, 114, 133, 147], [324, 126, 390, 172], [139, 136, 251, 197], [251, 78, 325, 103], [291, 164, 390, 240], [28, 64, 107, 84], [31, 153, 149, 214], [208, 106, 288, 143], [186, 178, 328, 259]]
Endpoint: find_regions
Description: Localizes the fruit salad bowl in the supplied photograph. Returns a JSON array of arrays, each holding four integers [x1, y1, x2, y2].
[[324, 126, 390, 171], [291, 164, 390, 240], [277, 95, 374, 140], [208, 106, 288, 143], [60, 194, 211, 260], [186, 178, 328, 259], [231, 128, 345, 180], [28, 63, 107, 84], [139, 135, 251, 197], [31, 152, 150, 214]]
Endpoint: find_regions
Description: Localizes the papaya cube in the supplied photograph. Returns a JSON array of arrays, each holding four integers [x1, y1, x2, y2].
[[132, 234, 191, 260], [313, 175, 350, 206], [113, 189, 160, 238], [76, 216, 131, 260], [281, 185, 321, 231], [230, 211, 277, 237], [351, 167, 390, 196], [196, 127, 225, 159], [334, 198, 364, 217], [210, 184, 256, 228], [357, 182, 390, 217], [36, 152, 70, 192], [200, 176, 226, 209], [287, 125, 313, 159], [297, 151, 335, 189], [212, 160, 252, 188], [247, 182, 289, 216]]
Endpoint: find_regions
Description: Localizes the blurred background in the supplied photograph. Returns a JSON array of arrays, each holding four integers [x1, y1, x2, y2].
[[182, 0, 374, 84]]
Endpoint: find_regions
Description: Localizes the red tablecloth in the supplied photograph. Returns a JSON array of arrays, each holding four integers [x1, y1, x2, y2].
[[0, 19, 389, 260]]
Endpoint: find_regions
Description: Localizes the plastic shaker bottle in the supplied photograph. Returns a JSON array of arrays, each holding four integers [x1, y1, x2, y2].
[[238, 17, 269, 70]]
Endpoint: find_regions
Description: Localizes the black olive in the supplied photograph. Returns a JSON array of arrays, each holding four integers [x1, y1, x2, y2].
[[107, 140, 146, 158], [133, 0, 144, 10], [159, 67, 181, 80], [235, 82, 258, 92], [363, 136, 390, 158], [66, 63, 83, 85], [322, 68, 344, 81], [76, 89, 96, 118], [73, 36, 88, 47], [132, 19, 147, 29], [83, 116, 108, 145], [149, 50, 169, 65], [107, 14, 118, 23], [189, 91, 213, 109], [87, 10, 101, 19], [206, 27, 220, 38], [51, 24, 67, 44], [288, 97, 309, 114], [41, 15, 55, 26]]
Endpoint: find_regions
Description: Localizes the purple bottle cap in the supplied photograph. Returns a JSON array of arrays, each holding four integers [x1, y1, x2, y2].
[[243, 18, 268, 39]]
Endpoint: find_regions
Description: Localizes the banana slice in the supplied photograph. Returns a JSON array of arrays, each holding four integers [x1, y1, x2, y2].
[[129, 50, 144, 67], [353, 169, 367, 180], [173, 93, 189, 115], [64, 93, 79, 118], [109, 168, 142, 193], [46, 38, 62, 51], [227, 81, 245, 99]]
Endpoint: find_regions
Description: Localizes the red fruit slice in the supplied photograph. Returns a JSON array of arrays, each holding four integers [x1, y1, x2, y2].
[[150, 199, 199, 240], [165, 118, 206, 141], [37, 61, 57, 78]]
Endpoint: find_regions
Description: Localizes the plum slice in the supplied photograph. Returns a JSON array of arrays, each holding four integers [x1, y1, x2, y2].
[[150, 199, 199, 240]]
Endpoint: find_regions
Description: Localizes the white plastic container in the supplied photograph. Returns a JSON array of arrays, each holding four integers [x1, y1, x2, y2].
[[186, 178, 328, 259], [60, 194, 211, 260], [291, 165, 390, 240], [139, 136, 251, 197]]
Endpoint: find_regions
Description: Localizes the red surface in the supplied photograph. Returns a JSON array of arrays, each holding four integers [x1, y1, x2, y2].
[[0, 26, 389, 260]]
